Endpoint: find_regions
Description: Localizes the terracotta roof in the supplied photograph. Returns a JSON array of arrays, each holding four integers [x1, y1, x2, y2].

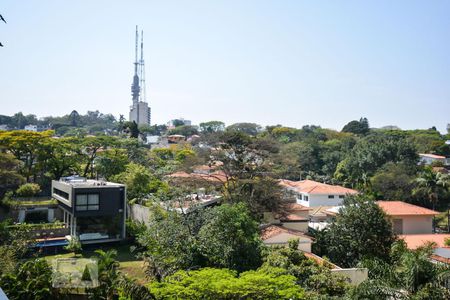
[[303, 252, 339, 268], [399, 234, 450, 249], [419, 153, 446, 159], [279, 179, 357, 195], [310, 206, 336, 217], [260, 225, 312, 240], [377, 201, 439, 216], [430, 254, 450, 264], [280, 214, 308, 221], [285, 203, 309, 211]]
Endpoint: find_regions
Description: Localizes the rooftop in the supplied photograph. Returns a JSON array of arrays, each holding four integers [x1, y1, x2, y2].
[[279, 179, 357, 195], [260, 225, 312, 241], [419, 153, 446, 159], [399, 234, 450, 249], [377, 201, 439, 216], [57, 176, 124, 187]]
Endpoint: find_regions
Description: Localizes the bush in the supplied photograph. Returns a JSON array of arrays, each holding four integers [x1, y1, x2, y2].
[[65, 236, 82, 254], [15, 183, 41, 197]]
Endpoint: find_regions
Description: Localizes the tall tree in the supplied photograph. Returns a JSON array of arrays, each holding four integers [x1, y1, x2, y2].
[[413, 166, 449, 210], [316, 195, 396, 267]]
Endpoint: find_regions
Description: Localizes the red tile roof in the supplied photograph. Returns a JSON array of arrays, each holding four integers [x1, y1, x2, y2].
[[285, 203, 310, 211], [399, 234, 450, 249], [377, 201, 439, 216], [419, 153, 446, 159], [280, 214, 308, 221], [279, 179, 357, 195], [260, 225, 312, 240]]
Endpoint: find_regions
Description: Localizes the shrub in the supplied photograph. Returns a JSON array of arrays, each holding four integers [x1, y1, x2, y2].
[[15, 183, 41, 197]]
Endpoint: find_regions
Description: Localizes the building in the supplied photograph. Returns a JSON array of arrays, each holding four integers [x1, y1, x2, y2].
[[129, 26, 151, 126], [377, 201, 439, 234], [167, 118, 192, 129], [279, 179, 357, 207], [260, 225, 313, 252], [24, 124, 38, 131], [419, 153, 449, 166], [51, 176, 126, 244], [324, 201, 439, 235]]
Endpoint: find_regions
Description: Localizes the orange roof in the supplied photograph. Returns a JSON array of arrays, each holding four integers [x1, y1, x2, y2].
[[279, 179, 357, 195], [280, 214, 308, 221], [260, 225, 312, 240], [285, 203, 310, 211], [377, 201, 439, 216], [399, 234, 450, 249], [419, 153, 446, 159]]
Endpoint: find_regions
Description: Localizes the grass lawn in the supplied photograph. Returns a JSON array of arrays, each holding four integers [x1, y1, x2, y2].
[[43, 243, 147, 284]]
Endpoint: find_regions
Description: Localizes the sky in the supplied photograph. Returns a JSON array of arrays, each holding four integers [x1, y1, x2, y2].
[[1, 1, 449, 132]]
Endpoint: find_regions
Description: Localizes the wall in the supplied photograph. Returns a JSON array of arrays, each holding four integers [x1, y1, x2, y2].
[[129, 204, 152, 226], [394, 215, 433, 234], [297, 193, 345, 207], [264, 233, 312, 252], [282, 222, 308, 232], [331, 268, 368, 285]]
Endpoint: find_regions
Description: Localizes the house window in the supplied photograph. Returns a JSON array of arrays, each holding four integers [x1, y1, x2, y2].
[[304, 195, 309, 202], [393, 219, 403, 234], [339, 195, 345, 199], [76, 194, 99, 211], [328, 195, 335, 199], [299, 194, 303, 200], [53, 188, 69, 200]]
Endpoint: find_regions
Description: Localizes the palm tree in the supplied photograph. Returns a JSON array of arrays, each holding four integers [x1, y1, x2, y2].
[[413, 167, 449, 211], [353, 241, 450, 299]]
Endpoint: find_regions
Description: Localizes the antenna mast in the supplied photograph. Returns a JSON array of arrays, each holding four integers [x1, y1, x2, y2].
[[139, 30, 147, 103]]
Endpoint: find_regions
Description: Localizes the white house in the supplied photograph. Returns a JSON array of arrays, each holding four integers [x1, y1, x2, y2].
[[419, 153, 449, 166], [279, 179, 357, 207], [24, 124, 38, 131]]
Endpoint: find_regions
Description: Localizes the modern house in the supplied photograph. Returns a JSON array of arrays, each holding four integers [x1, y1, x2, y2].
[[51, 176, 126, 244], [279, 179, 357, 207], [419, 153, 449, 166]]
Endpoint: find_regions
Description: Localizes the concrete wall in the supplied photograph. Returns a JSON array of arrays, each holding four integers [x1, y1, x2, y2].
[[282, 222, 308, 232], [393, 215, 433, 234], [129, 204, 152, 226], [331, 268, 368, 285], [264, 233, 312, 252]]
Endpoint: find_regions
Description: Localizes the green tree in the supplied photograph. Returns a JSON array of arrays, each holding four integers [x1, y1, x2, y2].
[[260, 239, 350, 297], [112, 163, 167, 203], [15, 183, 41, 197], [0, 152, 25, 194], [316, 195, 396, 267], [199, 121, 225, 133], [226, 122, 262, 136], [413, 166, 449, 210], [64, 236, 82, 255], [149, 267, 306, 300], [342, 117, 370, 135], [197, 203, 263, 272], [335, 133, 418, 189], [371, 162, 418, 202], [0, 259, 56, 300], [352, 241, 450, 299]]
